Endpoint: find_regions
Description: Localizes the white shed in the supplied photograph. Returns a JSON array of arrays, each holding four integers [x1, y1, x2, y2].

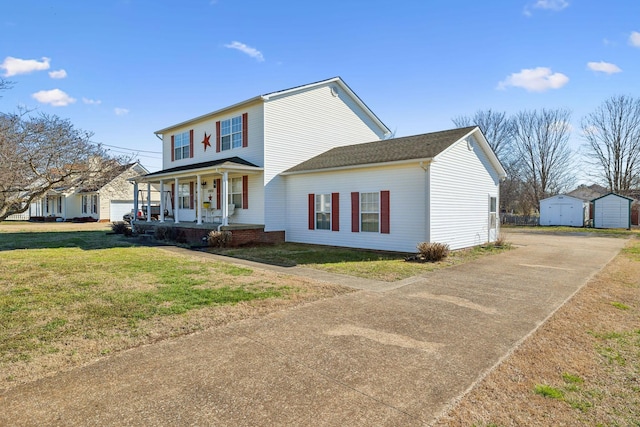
[[592, 193, 633, 229], [539, 194, 587, 227]]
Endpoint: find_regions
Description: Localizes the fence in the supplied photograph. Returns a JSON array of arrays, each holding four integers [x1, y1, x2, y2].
[[501, 214, 539, 226]]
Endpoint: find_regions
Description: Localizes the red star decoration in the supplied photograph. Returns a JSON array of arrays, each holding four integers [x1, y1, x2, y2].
[[201, 132, 211, 150]]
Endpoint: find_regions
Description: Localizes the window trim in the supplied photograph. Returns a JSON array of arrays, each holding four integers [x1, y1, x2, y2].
[[220, 115, 243, 151], [360, 192, 380, 233], [173, 131, 191, 161], [315, 193, 331, 230]]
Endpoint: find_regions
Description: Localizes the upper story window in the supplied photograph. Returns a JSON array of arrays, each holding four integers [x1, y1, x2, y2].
[[174, 131, 190, 160], [220, 116, 242, 151]]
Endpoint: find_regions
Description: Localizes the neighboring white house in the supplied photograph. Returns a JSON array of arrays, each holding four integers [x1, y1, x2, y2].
[[539, 195, 588, 227], [592, 192, 633, 229], [8, 162, 154, 222], [133, 77, 506, 251]]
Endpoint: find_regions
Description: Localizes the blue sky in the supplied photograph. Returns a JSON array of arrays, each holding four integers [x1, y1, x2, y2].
[[1, 0, 638, 173]]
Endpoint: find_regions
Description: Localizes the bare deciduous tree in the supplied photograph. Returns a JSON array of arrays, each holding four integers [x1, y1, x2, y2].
[[452, 109, 523, 212], [0, 110, 126, 221], [512, 108, 575, 211], [581, 95, 640, 195], [452, 109, 514, 160]]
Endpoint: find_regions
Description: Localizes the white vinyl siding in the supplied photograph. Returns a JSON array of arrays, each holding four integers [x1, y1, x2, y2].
[[285, 164, 425, 253], [429, 136, 500, 250], [161, 102, 264, 170], [263, 83, 388, 231]]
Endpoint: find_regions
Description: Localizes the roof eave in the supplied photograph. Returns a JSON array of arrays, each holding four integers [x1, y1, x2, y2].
[[154, 95, 264, 135], [281, 158, 433, 176]]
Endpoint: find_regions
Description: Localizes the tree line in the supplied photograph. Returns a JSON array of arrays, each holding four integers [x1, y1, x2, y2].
[[0, 78, 128, 221], [453, 95, 640, 214]]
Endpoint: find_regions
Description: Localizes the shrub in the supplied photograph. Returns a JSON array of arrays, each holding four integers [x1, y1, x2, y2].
[[416, 242, 450, 262], [154, 226, 168, 240], [494, 233, 511, 248], [207, 230, 232, 248], [111, 221, 128, 234]]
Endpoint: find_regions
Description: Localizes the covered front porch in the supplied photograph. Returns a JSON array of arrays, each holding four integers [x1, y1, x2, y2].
[[130, 157, 263, 227]]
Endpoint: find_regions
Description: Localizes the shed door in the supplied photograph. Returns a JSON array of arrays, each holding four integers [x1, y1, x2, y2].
[[550, 203, 573, 226]]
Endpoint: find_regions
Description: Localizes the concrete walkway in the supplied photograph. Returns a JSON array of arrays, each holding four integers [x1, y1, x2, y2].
[[0, 232, 627, 426]]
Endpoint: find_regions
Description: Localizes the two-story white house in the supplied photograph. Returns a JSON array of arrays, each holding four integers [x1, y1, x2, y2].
[[133, 77, 506, 252]]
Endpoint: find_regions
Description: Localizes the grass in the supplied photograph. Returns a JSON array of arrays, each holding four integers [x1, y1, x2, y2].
[[206, 241, 511, 282], [0, 223, 349, 389], [503, 224, 640, 237]]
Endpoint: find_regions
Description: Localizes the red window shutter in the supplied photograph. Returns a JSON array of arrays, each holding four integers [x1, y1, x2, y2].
[[171, 135, 175, 161], [242, 113, 248, 148], [216, 121, 221, 152], [242, 175, 248, 209], [308, 194, 315, 230], [331, 193, 339, 231], [215, 179, 221, 208], [381, 190, 390, 234], [351, 192, 360, 232], [189, 181, 194, 209], [171, 183, 175, 207], [189, 129, 194, 158]]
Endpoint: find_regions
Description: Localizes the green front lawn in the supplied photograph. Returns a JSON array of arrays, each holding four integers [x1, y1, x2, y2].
[[207, 242, 510, 282]]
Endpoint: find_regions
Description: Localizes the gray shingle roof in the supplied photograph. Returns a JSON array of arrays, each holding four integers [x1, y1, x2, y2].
[[143, 157, 259, 178], [285, 126, 476, 173]]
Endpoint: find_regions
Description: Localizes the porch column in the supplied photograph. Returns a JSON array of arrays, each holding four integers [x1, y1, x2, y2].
[[146, 183, 152, 223], [222, 171, 229, 226], [196, 175, 203, 225], [132, 182, 139, 232], [174, 177, 180, 224], [159, 180, 165, 223]]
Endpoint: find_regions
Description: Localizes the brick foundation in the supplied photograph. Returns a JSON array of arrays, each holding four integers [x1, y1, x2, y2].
[[133, 223, 285, 247]]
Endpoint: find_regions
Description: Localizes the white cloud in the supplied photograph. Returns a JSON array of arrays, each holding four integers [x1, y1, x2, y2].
[[533, 0, 569, 10], [629, 31, 640, 47], [82, 97, 102, 105], [224, 41, 265, 62], [498, 67, 569, 92], [524, 0, 568, 16], [48, 69, 67, 79], [1, 56, 50, 77], [31, 89, 76, 106], [587, 61, 622, 74], [114, 107, 129, 116]]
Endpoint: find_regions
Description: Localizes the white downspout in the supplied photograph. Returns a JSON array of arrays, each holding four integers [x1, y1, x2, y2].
[[174, 177, 180, 224]]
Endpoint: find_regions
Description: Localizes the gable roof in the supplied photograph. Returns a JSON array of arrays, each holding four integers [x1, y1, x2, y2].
[[283, 126, 502, 174], [154, 77, 390, 137], [591, 192, 634, 203]]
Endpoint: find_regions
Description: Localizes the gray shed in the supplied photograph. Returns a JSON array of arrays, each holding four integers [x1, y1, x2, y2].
[[539, 194, 587, 227], [592, 192, 633, 229]]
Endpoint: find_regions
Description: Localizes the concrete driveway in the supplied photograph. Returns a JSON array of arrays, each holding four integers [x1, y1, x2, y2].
[[0, 232, 627, 426]]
